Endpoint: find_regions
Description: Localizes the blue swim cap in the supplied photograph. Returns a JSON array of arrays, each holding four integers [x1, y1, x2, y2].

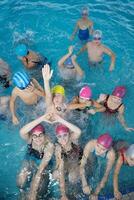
[[15, 44, 28, 57], [13, 71, 30, 89], [64, 57, 73, 67]]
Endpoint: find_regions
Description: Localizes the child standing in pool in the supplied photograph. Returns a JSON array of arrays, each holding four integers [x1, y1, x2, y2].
[[70, 7, 93, 41]]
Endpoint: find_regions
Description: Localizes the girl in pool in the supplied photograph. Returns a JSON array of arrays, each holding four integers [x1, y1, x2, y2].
[[58, 46, 83, 81], [42, 64, 87, 119], [68, 85, 105, 114], [97, 86, 134, 132], [52, 113, 82, 200], [113, 144, 134, 200], [80, 133, 115, 200], [10, 71, 45, 125], [18, 114, 54, 200], [70, 7, 93, 41]]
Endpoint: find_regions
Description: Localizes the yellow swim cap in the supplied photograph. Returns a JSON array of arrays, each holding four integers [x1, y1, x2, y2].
[[51, 85, 65, 96]]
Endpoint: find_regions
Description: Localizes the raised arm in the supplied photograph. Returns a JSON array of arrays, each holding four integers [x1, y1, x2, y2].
[[29, 142, 54, 200], [118, 105, 134, 132], [113, 156, 123, 200], [103, 46, 116, 71], [71, 55, 84, 76], [94, 149, 115, 196], [42, 64, 53, 108], [80, 140, 95, 195], [10, 88, 19, 125], [70, 21, 79, 41], [58, 46, 73, 68], [20, 113, 53, 141]]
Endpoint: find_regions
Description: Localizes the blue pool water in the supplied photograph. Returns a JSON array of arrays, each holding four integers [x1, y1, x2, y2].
[[0, 0, 134, 199]]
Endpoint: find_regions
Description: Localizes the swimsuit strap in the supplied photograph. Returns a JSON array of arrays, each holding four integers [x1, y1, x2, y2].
[[119, 148, 126, 163]]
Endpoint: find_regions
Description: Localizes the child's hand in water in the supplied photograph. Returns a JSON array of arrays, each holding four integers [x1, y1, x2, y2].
[[12, 115, 19, 125], [68, 46, 74, 54], [42, 64, 53, 81], [90, 194, 98, 200], [88, 109, 96, 115], [83, 185, 92, 194], [114, 190, 122, 200]]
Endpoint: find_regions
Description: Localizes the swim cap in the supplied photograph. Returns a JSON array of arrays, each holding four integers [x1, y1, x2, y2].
[[56, 124, 69, 136], [93, 30, 102, 39], [97, 133, 113, 149], [13, 71, 30, 89], [81, 7, 89, 15], [15, 44, 28, 57], [126, 144, 134, 159], [31, 124, 45, 135], [79, 86, 92, 100], [64, 57, 73, 67], [52, 85, 65, 96], [112, 86, 126, 98]]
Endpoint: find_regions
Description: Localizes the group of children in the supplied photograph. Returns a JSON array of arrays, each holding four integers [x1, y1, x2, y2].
[[0, 6, 134, 200]]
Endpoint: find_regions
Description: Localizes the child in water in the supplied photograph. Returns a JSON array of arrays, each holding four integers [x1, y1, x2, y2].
[[97, 86, 134, 132], [18, 113, 54, 200], [70, 7, 93, 41], [52, 113, 82, 200], [58, 46, 83, 81], [10, 71, 45, 125], [80, 133, 115, 200]]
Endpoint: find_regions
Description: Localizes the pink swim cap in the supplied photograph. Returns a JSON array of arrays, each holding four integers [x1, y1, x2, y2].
[[112, 86, 126, 98], [31, 124, 45, 135], [79, 86, 92, 100], [97, 133, 113, 149], [56, 124, 69, 135]]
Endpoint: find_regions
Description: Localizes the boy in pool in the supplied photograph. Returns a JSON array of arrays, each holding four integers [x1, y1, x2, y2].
[[58, 46, 84, 80], [97, 86, 134, 132], [68, 85, 105, 114], [113, 144, 134, 200], [10, 71, 45, 125], [18, 114, 54, 200], [77, 30, 116, 71], [15, 44, 48, 69], [80, 133, 115, 200], [70, 7, 93, 41]]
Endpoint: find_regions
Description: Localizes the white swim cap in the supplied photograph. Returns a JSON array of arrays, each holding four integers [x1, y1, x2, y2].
[[126, 144, 134, 159], [93, 30, 102, 39], [81, 7, 89, 15]]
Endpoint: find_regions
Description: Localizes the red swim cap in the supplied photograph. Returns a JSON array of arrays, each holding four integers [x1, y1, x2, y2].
[[31, 124, 45, 135], [97, 133, 113, 149], [56, 124, 69, 135], [112, 86, 126, 98]]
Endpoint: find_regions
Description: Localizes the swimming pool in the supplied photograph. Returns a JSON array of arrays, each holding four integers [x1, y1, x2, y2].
[[0, 0, 134, 199]]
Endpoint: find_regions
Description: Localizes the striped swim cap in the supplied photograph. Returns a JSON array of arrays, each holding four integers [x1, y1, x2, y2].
[[13, 71, 30, 89]]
